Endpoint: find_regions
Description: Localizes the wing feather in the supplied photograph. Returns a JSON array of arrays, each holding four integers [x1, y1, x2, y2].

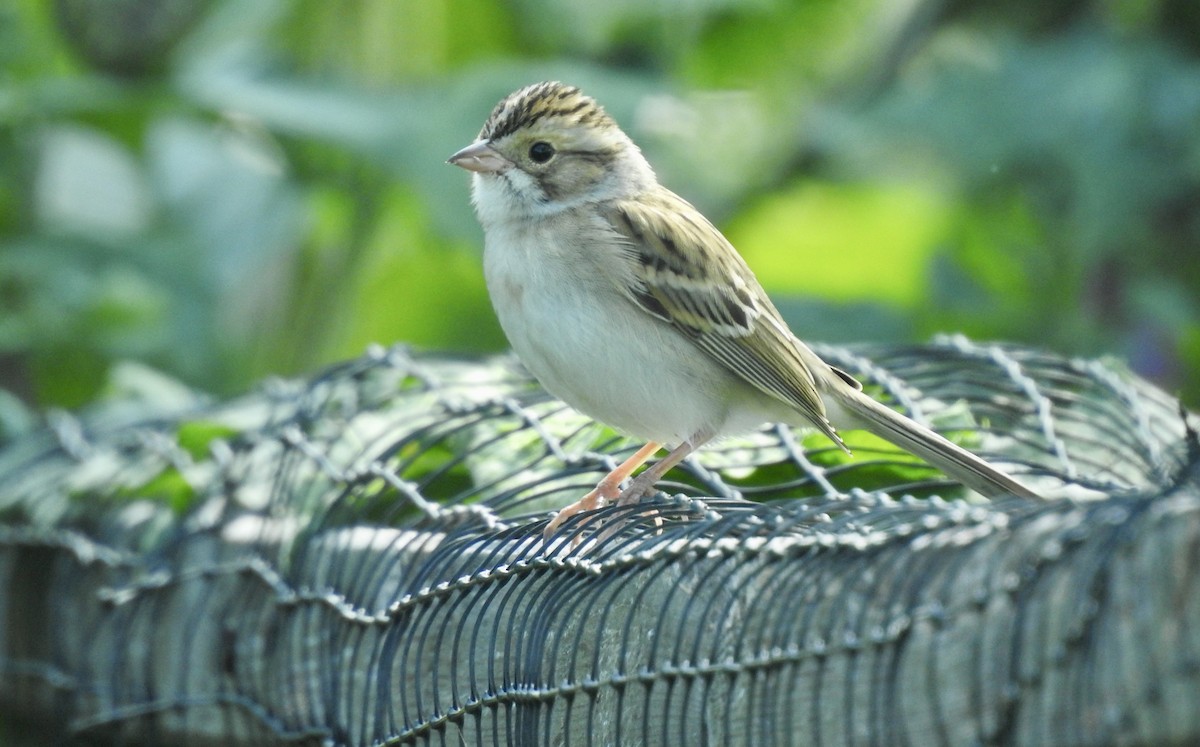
[[603, 191, 846, 448]]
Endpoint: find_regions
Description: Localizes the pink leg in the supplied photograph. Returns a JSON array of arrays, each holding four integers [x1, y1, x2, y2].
[[584, 433, 714, 545], [615, 432, 712, 507], [544, 442, 660, 538]]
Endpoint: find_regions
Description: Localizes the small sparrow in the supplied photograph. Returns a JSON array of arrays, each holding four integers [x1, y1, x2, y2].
[[449, 81, 1040, 535]]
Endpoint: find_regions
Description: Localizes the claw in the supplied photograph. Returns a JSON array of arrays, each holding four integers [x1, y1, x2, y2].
[[543, 442, 662, 542], [543, 482, 617, 540]]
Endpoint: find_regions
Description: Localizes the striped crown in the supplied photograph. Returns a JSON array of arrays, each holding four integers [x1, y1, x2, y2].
[[479, 81, 616, 141]]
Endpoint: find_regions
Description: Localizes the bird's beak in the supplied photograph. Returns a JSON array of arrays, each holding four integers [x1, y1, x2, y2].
[[447, 140, 511, 173]]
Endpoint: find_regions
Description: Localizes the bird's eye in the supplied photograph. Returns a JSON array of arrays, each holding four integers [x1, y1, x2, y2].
[[528, 141, 555, 164]]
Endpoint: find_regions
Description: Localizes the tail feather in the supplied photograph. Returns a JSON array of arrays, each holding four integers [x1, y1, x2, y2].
[[828, 387, 1041, 500]]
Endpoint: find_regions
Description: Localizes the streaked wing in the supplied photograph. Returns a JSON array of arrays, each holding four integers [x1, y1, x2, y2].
[[603, 190, 845, 447]]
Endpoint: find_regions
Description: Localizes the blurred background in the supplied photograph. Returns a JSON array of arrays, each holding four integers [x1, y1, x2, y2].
[[1, 0, 1198, 426]]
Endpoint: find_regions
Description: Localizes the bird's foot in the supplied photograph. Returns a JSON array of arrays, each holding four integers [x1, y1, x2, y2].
[[543, 481, 620, 540], [614, 479, 652, 507], [544, 478, 668, 542], [587, 482, 664, 546], [543, 442, 662, 542]]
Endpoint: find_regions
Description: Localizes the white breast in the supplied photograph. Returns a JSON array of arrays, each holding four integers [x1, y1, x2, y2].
[[481, 211, 763, 447]]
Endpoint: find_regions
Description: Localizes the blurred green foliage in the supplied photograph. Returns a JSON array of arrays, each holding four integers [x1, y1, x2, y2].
[[1, 0, 1198, 416]]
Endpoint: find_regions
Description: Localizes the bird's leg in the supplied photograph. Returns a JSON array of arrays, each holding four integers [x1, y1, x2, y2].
[[544, 441, 660, 538], [581, 434, 713, 546], [615, 432, 711, 507]]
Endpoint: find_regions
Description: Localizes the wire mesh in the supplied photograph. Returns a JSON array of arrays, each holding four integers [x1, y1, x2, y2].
[[0, 337, 1196, 746]]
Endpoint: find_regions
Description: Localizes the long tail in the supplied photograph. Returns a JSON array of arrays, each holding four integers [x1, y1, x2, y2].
[[827, 386, 1042, 500]]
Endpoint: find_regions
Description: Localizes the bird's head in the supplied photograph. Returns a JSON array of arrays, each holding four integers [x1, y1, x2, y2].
[[449, 81, 656, 223]]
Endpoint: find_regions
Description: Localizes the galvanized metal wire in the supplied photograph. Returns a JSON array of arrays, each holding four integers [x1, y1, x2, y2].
[[0, 338, 1196, 745]]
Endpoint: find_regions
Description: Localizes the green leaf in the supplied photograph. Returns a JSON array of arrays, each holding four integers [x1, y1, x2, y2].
[[109, 466, 196, 514], [726, 180, 952, 306], [176, 419, 239, 460]]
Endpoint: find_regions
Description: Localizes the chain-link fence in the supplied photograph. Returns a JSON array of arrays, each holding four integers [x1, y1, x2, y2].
[[0, 336, 1196, 745]]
